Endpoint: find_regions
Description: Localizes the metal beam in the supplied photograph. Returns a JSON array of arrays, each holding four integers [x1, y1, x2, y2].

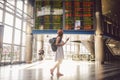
[[32, 30, 95, 34]]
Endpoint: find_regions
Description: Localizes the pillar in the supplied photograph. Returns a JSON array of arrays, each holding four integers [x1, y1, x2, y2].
[[0, 25, 4, 62], [95, 34, 104, 64], [26, 33, 33, 63], [94, 0, 104, 64], [25, 0, 34, 63], [63, 0, 65, 29]]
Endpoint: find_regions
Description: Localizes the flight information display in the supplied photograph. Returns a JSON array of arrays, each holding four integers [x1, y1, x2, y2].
[[35, 0, 95, 30]]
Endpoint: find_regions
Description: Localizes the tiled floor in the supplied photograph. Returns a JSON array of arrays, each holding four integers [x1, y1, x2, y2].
[[0, 60, 120, 80]]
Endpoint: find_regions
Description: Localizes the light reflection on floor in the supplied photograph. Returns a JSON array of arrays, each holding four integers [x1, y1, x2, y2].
[[0, 60, 120, 80]]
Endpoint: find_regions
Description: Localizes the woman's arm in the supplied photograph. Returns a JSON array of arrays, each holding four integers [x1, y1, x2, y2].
[[62, 37, 69, 45]]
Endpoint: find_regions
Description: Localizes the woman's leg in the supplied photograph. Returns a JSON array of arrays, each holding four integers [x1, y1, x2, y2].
[[50, 60, 59, 75], [50, 59, 62, 75], [56, 60, 63, 76]]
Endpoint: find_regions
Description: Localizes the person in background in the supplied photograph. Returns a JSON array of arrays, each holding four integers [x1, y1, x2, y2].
[[38, 48, 44, 60], [50, 29, 69, 77]]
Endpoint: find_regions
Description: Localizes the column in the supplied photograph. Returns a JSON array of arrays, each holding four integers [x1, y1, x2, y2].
[[0, 25, 4, 62], [25, 0, 34, 63], [95, 0, 104, 64], [77, 35, 80, 60], [62, 0, 65, 29], [95, 34, 104, 64]]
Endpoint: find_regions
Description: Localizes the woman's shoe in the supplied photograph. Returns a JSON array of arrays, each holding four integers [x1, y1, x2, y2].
[[57, 73, 63, 77]]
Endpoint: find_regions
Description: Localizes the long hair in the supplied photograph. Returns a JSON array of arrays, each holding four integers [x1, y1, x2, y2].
[[57, 29, 63, 37]]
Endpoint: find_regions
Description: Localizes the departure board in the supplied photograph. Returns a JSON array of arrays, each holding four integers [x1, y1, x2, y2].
[[35, 0, 95, 30]]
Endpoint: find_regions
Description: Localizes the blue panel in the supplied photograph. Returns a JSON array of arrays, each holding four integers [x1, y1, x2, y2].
[[32, 30, 95, 34]]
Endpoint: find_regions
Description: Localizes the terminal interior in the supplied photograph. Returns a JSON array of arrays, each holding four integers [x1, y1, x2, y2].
[[0, 0, 120, 80]]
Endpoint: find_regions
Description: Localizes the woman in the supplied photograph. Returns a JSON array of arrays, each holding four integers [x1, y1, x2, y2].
[[50, 29, 69, 77]]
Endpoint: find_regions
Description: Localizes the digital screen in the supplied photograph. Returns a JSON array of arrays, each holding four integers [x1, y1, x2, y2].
[[35, 0, 95, 30]]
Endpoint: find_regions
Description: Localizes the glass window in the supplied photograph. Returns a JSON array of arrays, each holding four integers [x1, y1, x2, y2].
[[66, 45, 71, 51], [80, 35, 91, 40], [80, 43, 90, 54], [13, 46, 20, 61], [5, 12, 14, 26], [24, 4, 27, 17], [16, 0, 23, 10], [0, 9, 3, 22], [23, 21, 26, 31], [21, 47, 25, 61], [7, 0, 15, 6], [14, 29, 21, 45], [16, 9, 22, 14], [2, 44, 11, 62], [16, 1, 23, 18], [6, 2, 14, 13], [22, 32, 26, 46], [0, 1, 4, 8], [0, 0, 4, 3], [15, 17, 22, 29], [74, 45, 78, 51], [3, 25, 13, 43], [16, 12, 22, 18], [70, 44, 75, 52]]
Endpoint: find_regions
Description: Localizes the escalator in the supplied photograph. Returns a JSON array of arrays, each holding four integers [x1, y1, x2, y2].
[[104, 38, 120, 62]]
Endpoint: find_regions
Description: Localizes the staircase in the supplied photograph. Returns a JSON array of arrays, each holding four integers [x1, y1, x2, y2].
[[104, 38, 120, 62]]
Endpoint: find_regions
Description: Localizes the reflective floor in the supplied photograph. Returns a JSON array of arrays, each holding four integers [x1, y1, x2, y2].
[[0, 60, 120, 80]]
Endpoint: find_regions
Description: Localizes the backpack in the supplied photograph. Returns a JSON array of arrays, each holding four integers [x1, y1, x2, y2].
[[49, 37, 57, 52], [49, 37, 61, 52]]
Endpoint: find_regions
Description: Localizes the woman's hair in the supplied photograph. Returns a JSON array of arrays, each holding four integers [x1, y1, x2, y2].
[[57, 29, 63, 36]]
